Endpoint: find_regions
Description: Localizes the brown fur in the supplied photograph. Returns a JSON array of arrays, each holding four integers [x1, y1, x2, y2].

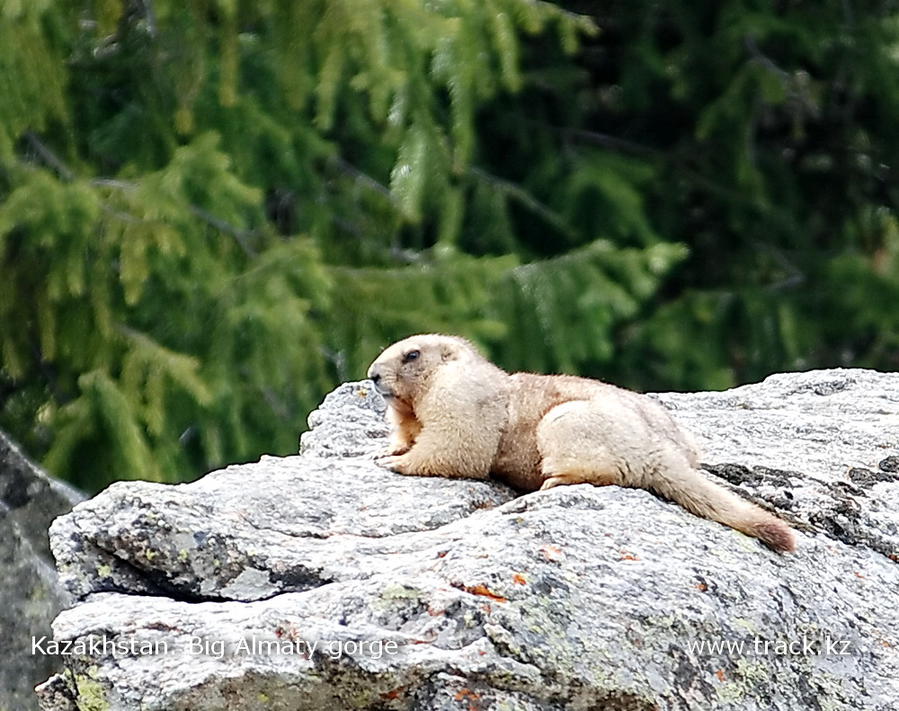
[[367, 334, 796, 553]]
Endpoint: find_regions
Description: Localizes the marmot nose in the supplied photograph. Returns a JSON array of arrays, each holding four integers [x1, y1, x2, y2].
[[368, 367, 381, 384]]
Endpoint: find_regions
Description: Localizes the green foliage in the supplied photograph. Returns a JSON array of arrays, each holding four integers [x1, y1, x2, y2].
[[573, 2, 899, 388], [0, 132, 334, 488], [1, 0, 897, 491], [328, 240, 687, 380], [0, 0, 67, 159]]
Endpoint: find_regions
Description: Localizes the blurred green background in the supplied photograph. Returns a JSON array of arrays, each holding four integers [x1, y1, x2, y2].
[[1, 0, 897, 492]]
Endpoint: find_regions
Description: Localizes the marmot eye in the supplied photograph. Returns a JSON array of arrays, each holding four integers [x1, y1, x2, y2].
[[402, 350, 420, 364]]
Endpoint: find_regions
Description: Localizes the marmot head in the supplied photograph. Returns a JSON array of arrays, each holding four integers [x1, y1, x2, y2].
[[367, 334, 477, 407]]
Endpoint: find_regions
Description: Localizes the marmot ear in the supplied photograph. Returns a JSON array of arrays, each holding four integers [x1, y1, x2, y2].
[[440, 342, 459, 361]]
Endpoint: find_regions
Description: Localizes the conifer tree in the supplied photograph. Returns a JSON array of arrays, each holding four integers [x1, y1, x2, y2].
[[2, 1, 896, 491], [1, 1, 677, 490]]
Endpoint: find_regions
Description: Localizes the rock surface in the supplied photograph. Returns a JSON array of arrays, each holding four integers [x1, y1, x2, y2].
[[37, 371, 899, 710], [0, 430, 84, 711]]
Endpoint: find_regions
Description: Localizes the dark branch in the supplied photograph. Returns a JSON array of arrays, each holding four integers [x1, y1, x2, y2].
[[24, 132, 75, 181]]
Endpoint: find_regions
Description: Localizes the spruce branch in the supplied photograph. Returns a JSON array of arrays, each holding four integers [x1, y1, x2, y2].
[[95, 180, 259, 257], [467, 166, 576, 240], [743, 35, 790, 81], [24, 132, 75, 181], [561, 127, 660, 157], [187, 205, 257, 257], [19, 136, 257, 257], [331, 156, 396, 203]]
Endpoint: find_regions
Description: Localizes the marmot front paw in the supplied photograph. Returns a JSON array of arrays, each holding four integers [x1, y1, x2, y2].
[[374, 453, 413, 474]]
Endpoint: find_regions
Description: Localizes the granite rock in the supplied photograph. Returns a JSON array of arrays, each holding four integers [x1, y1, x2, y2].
[[0, 430, 83, 711], [37, 369, 899, 710]]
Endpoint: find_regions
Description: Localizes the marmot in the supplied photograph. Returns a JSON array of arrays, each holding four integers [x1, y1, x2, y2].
[[367, 334, 796, 553]]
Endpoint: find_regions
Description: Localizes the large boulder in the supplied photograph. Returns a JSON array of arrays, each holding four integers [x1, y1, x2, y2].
[[37, 371, 899, 710], [0, 430, 84, 711]]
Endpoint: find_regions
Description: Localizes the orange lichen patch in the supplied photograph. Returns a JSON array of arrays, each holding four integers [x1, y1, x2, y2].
[[454, 688, 481, 710], [453, 582, 508, 603], [467, 584, 508, 602], [854, 571, 866, 579], [714, 669, 726, 682], [380, 686, 405, 700], [694, 582, 708, 592], [512, 573, 527, 585], [454, 688, 480, 701], [539, 544, 563, 561], [619, 551, 639, 561]]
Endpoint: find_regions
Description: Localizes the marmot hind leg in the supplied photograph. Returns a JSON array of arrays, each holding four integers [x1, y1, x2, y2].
[[536, 400, 626, 490], [536, 400, 796, 552]]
